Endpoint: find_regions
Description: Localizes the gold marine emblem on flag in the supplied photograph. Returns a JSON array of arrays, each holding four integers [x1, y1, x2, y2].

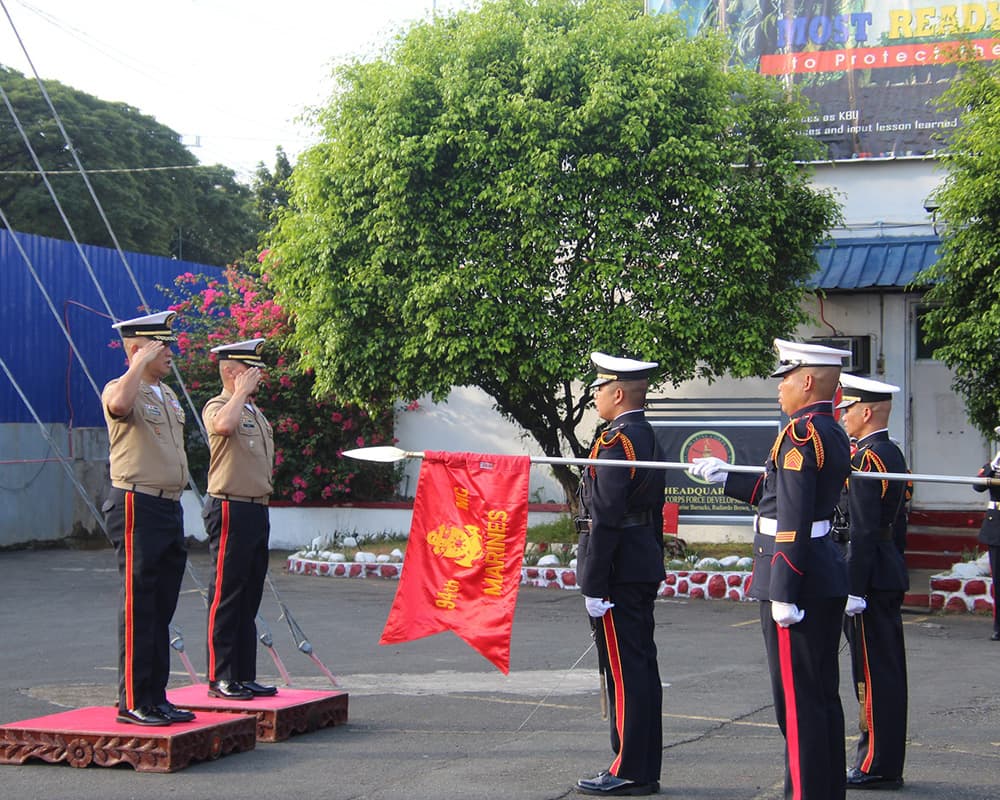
[[427, 523, 484, 568]]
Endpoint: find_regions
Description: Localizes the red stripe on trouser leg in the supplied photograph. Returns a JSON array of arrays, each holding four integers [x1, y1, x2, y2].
[[123, 492, 135, 709], [206, 500, 231, 682], [777, 623, 802, 800], [860, 617, 877, 773], [603, 610, 627, 776]]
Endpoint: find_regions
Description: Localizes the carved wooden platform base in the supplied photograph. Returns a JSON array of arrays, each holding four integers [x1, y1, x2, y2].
[[0, 707, 256, 772], [167, 684, 349, 742]]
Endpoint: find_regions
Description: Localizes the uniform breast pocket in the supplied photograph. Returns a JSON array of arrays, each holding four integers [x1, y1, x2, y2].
[[140, 403, 164, 425], [238, 419, 259, 437]]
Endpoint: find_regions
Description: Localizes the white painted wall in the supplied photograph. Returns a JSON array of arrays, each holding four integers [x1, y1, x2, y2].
[[394, 387, 596, 505]]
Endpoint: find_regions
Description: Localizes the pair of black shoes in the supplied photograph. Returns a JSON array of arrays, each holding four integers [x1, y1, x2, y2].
[[208, 679, 278, 700], [116, 702, 196, 726], [990, 630, 999, 641]]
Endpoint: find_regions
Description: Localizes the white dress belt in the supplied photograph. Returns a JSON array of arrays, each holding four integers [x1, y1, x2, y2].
[[754, 515, 830, 538]]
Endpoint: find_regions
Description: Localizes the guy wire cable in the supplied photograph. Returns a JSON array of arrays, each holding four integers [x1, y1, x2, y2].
[[3, 0, 310, 680], [2, 207, 296, 682], [0, 207, 103, 398], [0, 352, 108, 540], [0, 82, 117, 321], [1, 2, 210, 445], [0, 79, 210, 447]]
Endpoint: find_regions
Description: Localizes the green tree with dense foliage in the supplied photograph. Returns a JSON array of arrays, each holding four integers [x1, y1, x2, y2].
[[252, 147, 293, 227], [918, 58, 1000, 438], [264, 0, 841, 504], [0, 66, 257, 265]]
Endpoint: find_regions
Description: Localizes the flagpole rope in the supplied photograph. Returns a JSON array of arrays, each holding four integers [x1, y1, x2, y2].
[[512, 640, 595, 733]]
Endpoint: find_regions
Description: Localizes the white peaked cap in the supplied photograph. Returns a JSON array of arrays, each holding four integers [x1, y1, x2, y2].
[[771, 338, 851, 377], [590, 352, 659, 387], [836, 372, 900, 408]]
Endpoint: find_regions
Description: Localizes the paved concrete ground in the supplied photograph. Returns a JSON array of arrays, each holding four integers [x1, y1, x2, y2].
[[1, 546, 999, 799]]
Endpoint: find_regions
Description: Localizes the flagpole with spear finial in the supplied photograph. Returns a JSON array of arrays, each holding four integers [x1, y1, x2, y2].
[[343, 446, 1000, 487]]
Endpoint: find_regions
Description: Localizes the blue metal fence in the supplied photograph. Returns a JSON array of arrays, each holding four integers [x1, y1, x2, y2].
[[0, 229, 223, 426]]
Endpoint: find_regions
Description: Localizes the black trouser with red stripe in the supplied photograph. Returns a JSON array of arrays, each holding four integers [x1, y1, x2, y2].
[[594, 582, 662, 784], [203, 497, 270, 683], [103, 487, 187, 711], [761, 597, 846, 800], [990, 547, 1000, 637], [843, 590, 907, 779]]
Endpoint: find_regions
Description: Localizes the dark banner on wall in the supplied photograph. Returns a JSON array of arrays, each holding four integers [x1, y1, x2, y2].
[[648, 0, 1000, 159], [651, 421, 779, 518]]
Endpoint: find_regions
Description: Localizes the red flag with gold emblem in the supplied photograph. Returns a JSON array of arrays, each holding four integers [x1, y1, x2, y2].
[[379, 451, 530, 674]]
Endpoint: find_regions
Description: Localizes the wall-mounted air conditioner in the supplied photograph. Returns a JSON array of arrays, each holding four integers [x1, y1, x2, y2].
[[808, 335, 872, 375]]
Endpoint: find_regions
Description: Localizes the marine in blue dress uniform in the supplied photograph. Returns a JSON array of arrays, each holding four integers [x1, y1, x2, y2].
[[690, 339, 852, 800], [836, 373, 909, 790], [575, 353, 665, 797], [972, 423, 1000, 641]]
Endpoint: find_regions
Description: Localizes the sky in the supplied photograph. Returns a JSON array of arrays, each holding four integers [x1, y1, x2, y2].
[[0, 0, 471, 181]]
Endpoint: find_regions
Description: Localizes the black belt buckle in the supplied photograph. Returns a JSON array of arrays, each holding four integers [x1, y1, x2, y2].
[[574, 518, 591, 534]]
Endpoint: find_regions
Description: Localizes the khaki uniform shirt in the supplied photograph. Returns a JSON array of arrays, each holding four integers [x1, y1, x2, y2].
[[102, 379, 189, 493], [203, 389, 274, 499]]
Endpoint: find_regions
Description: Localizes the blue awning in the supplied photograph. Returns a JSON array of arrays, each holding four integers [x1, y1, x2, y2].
[[810, 235, 940, 291]]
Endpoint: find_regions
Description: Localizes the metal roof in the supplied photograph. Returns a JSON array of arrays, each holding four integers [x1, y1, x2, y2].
[[810, 235, 940, 291]]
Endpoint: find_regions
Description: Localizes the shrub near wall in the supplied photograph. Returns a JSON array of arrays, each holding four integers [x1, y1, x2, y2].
[[162, 263, 400, 502]]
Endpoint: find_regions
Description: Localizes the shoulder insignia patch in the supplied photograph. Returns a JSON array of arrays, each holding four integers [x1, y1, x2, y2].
[[783, 448, 804, 471], [775, 530, 797, 543]]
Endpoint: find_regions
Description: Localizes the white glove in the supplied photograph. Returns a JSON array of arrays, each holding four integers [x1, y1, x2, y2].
[[771, 601, 805, 627], [688, 456, 727, 484], [845, 594, 867, 616], [584, 596, 615, 618]]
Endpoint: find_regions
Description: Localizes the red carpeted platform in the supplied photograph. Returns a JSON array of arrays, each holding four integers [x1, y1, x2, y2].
[[167, 684, 349, 742], [0, 706, 256, 772]]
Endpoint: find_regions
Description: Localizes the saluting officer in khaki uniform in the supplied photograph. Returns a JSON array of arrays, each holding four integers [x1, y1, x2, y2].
[[202, 339, 277, 700], [102, 311, 194, 726]]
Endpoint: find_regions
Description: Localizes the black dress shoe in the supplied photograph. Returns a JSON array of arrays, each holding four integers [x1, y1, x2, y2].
[[846, 767, 904, 790], [241, 680, 278, 696], [990, 631, 1000, 641], [208, 680, 253, 700], [577, 770, 659, 796], [157, 702, 196, 722], [116, 706, 172, 726]]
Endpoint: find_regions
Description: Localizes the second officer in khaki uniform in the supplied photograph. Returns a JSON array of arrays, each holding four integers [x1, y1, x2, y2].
[[202, 338, 277, 700], [103, 311, 194, 726]]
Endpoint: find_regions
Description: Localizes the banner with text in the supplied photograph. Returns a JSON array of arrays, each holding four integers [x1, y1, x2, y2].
[[379, 451, 530, 674], [652, 0, 1000, 158]]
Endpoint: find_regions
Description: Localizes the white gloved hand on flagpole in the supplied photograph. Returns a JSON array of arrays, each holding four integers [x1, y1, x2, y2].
[[688, 456, 728, 484]]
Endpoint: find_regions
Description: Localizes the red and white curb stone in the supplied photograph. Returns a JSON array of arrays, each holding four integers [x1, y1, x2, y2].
[[286, 556, 996, 614], [929, 574, 995, 613]]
